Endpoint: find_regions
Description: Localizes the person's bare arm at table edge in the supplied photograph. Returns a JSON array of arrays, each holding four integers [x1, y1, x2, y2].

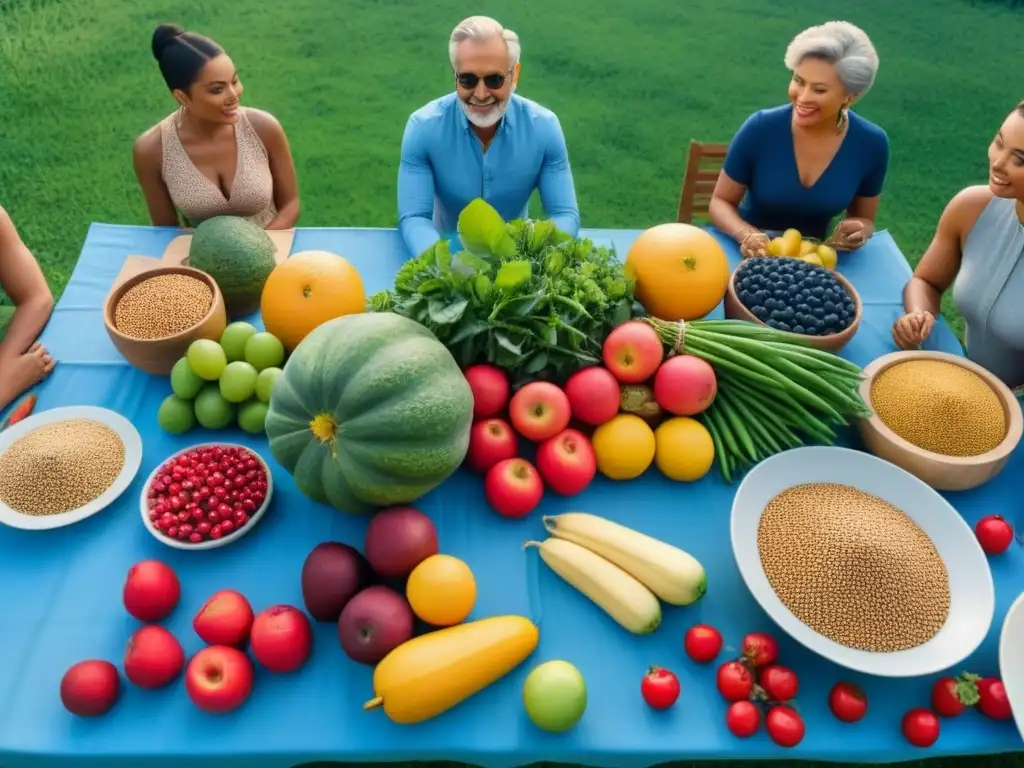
[[0, 207, 55, 412], [893, 186, 991, 349], [133, 129, 182, 228], [249, 109, 301, 230], [537, 115, 580, 237], [397, 116, 442, 259]]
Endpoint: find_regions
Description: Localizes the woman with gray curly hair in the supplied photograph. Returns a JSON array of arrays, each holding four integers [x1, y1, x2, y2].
[[709, 21, 890, 258]]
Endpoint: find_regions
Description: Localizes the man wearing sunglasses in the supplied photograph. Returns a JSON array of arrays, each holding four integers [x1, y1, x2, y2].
[[397, 16, 581, 259]]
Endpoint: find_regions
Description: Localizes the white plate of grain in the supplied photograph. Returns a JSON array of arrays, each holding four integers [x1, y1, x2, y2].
[[0, 405, 143, 531], [731, 445, 994, 678], [998, 591, 1024, 742]]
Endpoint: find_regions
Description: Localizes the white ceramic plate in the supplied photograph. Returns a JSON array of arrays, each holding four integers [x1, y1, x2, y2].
[[998, 591, 1024, 742], [0, 405, 143, 531], [731, 445, 995, 678], [139, 442, 273, 550]]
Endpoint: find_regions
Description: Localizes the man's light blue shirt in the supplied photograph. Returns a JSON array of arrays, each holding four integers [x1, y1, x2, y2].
[[397, 92, 581, 259]]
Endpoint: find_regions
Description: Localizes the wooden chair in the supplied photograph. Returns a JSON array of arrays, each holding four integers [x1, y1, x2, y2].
[[676, 140, 729, 224]]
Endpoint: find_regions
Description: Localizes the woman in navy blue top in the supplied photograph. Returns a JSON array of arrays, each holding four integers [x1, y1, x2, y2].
[[709, 21, 890, 258]]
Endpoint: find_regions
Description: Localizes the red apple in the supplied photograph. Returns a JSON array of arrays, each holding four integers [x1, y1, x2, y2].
[[465, 417, 519, 473], [250, 605, 313, 673], [464, 364, 510, 418], [338, 585, 416, 665], [60, 660, 120, 717], [536, 428, 597, 496], [185, 646, 254, 714], [484, 458, 544, 518], [509, 382, 571, 441], [653, 354, 717, 415], [602, 321, 664, 384], [122, 560, 180, 622], [123, 625, 185, 689], [364, 506, 439, 578], [193, 589, 254, 647], [564, 367, 621, 426]]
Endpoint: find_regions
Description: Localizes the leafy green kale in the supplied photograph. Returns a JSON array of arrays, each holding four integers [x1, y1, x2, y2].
[[369, 198, 637, 386]]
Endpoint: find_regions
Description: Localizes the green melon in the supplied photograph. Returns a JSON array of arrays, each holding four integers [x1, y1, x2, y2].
[[188, 216, 276, 317], [264, 312, 474, 514]]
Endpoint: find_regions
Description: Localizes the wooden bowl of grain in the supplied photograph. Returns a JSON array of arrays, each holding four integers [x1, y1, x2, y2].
[[724, 263, 862, 353], [857, 350, 1023, 492], [103, 266, 227, 376]]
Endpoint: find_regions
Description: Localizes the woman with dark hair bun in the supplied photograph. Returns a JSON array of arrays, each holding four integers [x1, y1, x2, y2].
[[132, 23, 300, 230]]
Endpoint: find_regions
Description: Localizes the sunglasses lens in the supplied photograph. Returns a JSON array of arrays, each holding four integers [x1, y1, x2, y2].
[[457, 73, 506, 89]]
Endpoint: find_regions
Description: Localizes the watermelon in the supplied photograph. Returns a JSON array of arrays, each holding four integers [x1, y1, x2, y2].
[[188, 216, 276, 317], [264, 312, 474, 514]]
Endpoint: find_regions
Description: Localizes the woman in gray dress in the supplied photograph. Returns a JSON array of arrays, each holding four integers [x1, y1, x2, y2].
[[893, 100, 1024, 389]]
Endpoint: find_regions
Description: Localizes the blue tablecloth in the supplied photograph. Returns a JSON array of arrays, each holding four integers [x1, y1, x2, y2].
[[0, 223, 1020, 768]]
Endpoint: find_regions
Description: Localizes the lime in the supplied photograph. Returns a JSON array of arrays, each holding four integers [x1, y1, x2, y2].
[[220, 322, 258, 362], [219, 361, 259, 403], [157, 395, 196, 434], [255, 367, 284, 402], [194, 385, 235, 429], [238, 399, 269, 434], [244, 332, 285, 371], [169, 357, 204, 399], [186, 339, 227, 381]]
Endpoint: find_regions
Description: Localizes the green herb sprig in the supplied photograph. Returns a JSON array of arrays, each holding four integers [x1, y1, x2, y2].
[[369, 199, 637, 386]]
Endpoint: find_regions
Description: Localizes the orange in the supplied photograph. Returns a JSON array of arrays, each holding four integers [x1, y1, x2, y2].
[[624, 223, 730, 321], [406, 554, 477, 626], [260, 250, 366, 352]]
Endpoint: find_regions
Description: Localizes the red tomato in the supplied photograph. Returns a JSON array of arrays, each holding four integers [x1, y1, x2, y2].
[[930, 675, 979, 717], [975, 515, 1015, 555], [684, 624, 723, 664], [977, 678, 1013, 720], [828, 681, 868, 723], [716, 661, 754, 702], [901, 708, 940, 747], [741, 632, 779, 668], [759, 664, 799, 702], [725, 700, 761, 738], [640, 666, 680, 710], [766, 705, 805, 747]]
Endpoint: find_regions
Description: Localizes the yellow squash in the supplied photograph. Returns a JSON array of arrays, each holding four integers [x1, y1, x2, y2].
[[363, 615, 539, 724]]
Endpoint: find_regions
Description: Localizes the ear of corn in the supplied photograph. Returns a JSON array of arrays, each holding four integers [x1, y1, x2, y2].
[[526, 538, 662, 635], [542, 512, 707, 606], [364, 615, 538, 725]]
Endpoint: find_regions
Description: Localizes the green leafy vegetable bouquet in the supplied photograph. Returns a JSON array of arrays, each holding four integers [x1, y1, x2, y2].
[[369, 199, 636, 385]]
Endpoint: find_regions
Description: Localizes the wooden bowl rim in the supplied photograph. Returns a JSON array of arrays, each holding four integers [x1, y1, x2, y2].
[[858, 349, 1024, 467], [103, 265, 224, 344], [727, 260, 864, 344]]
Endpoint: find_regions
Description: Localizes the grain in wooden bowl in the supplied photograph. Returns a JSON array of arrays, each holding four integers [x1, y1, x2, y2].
[[857, 350, 1022, 491], [103, 265, 227, 376], [757, 482, 949, 653], [0, 419, 125, 516], [724, 256, 862, 353]]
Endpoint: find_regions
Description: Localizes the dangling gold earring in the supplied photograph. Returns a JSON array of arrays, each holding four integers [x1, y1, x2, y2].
[[836, 105, 849, 134]]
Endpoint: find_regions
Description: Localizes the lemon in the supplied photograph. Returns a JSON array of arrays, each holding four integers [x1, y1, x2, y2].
[[654, 417, 715, 482], [816, 244, 838, 270], [591, 414, 656, 480], [406, 554, 477, 627]]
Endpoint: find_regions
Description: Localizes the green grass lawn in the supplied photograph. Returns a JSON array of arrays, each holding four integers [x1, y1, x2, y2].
[[1, 0, 1022, 766]]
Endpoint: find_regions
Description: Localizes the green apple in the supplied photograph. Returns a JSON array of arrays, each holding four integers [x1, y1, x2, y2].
[[522, 660, 587, 733]]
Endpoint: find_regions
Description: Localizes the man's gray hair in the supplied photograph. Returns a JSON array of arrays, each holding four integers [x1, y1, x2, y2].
[[448, 16, 521, 70], [784, 21, 879, 98]]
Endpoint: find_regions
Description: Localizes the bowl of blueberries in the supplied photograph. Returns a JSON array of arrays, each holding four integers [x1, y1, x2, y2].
[[724, 256, 862, 352]]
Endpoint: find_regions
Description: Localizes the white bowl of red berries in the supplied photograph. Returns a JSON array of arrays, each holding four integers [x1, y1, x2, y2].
[[140, 443, 274, 550]]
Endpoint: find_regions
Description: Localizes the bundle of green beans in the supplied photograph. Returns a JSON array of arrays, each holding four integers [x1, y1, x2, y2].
[[644, 317, 872, 483]]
